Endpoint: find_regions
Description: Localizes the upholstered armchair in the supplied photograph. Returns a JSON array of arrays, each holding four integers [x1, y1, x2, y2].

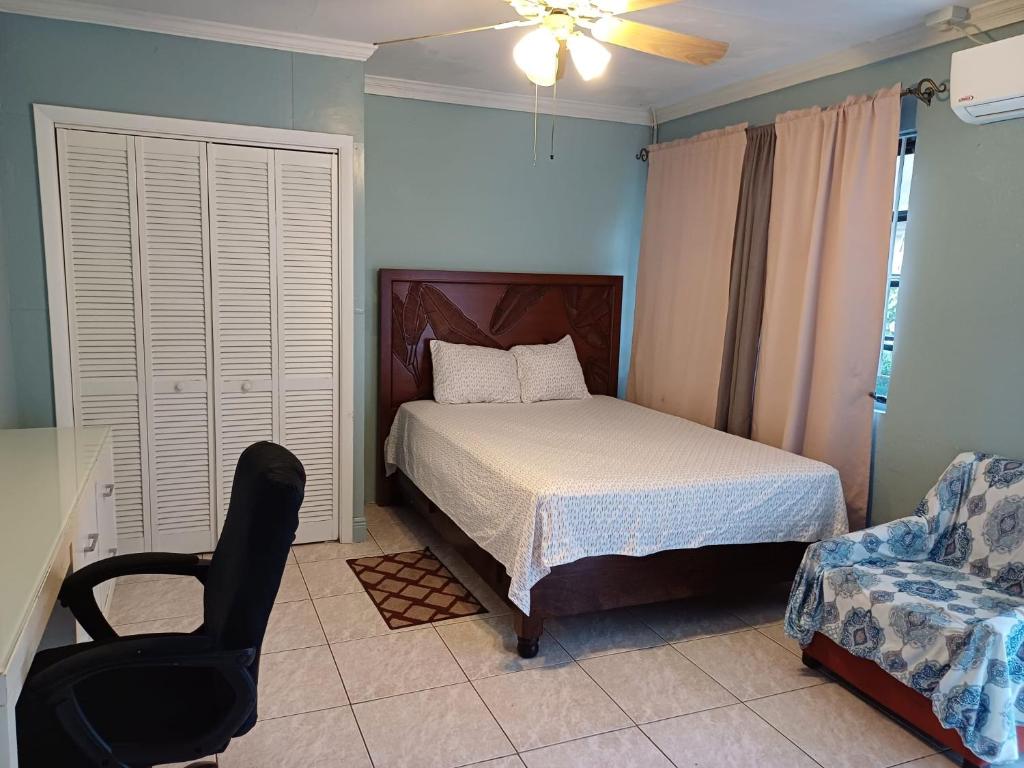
[[785, 452, 1024, 767]]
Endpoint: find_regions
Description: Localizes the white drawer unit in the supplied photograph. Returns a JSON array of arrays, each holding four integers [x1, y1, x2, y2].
[[73, 442, 117, 632], [0, 427, 116, 766]]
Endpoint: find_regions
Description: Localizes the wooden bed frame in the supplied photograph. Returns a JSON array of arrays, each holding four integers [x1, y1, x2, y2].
[[377, 269, 809, 657], [803, 632, 1020, 768]]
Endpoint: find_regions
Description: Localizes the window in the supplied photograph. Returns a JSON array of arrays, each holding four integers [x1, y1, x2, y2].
[[874, 134, 916, 411]]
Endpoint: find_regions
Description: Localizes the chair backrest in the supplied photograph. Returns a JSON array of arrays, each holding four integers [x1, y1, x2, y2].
[[203, 442, 304, 654], [924, 452, 1024, 581]]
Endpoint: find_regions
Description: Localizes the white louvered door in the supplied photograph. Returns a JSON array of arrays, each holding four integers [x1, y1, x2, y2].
[[136, 137, 217, 552], [57, 129, 344, 553], [58, 129, 150, 554], [275, 150, 339, 542], [208, 144, 279, 532]]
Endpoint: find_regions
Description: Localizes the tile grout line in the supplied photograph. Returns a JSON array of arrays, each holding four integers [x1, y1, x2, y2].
[[742, 700, 827, 768], [433, 621, 523, 759], [514, 723, 651, 766], [570, 652, 683, 767], [671, 627, 827, 704], [293, 553, 378, 768]]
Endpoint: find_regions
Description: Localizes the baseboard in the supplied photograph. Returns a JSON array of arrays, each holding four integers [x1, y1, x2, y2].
[[352, 515, 369, 544]]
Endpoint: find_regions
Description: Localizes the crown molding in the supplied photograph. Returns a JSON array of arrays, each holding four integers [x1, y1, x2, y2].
[[364, 75, 652, 125], [655, 0, 1024, 123], [0, 0, 378, 60]]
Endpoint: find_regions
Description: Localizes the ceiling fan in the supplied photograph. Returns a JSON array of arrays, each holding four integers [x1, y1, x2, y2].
[[375, 0, 729, 88]]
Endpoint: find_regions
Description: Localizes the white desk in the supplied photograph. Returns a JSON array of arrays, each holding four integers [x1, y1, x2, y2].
[[0, 427, 116, 768]]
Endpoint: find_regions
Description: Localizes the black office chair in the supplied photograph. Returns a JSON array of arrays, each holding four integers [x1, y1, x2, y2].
[[17, 441, 305, 768]]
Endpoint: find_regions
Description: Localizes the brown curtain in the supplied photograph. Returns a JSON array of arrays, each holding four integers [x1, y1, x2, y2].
[[627, 124, 748, 426], [752, 85, 902, 529], [714, 124, 776, 437]]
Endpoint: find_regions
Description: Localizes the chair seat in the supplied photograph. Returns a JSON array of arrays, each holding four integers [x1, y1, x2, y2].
[[19, 633, 237, 768], [817, 557, 1024, 701]]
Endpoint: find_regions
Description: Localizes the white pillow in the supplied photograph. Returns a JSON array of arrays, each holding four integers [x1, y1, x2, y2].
[[430, 340, 521, 404], [511, 335, 591, 403]]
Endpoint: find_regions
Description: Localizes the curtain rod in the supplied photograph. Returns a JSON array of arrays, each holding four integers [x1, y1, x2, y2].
[[902, 77, 948, 105], [636, 78, 946, 162]]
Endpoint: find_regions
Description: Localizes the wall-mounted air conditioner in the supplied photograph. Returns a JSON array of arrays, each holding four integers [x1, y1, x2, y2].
[[950, 33, 1024, 124]]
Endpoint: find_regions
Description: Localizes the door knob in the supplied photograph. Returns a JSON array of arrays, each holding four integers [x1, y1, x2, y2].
[[241, 381, 252, 393], [174, 381, 185, 392]]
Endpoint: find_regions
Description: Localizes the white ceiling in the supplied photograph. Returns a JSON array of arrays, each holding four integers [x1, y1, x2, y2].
[[22, 0, 990, 110]]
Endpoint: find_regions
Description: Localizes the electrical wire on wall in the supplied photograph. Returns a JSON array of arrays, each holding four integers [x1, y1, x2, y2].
[[951, 18, 994, 45]]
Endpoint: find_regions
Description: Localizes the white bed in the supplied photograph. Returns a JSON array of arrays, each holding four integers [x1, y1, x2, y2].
[[384, 395, 848, 613]]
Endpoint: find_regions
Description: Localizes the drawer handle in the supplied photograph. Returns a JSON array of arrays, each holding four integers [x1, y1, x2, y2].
[[102, 483, 115, 498], [174, 381, 185, 393], [83, 533, 99, 554], [241, 381, 252, 393]]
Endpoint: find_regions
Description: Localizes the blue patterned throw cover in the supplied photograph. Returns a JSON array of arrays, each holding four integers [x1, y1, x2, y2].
[[785, 452, 1024, 764]]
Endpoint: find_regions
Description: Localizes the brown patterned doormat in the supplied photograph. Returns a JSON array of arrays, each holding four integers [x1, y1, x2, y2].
[[347, 548, 486, 629]]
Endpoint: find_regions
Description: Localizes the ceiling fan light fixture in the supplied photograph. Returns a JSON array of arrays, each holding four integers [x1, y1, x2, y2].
[[590, 15, 621, 42], [513, 27, 560, 87], [567, 32, 611, 80]]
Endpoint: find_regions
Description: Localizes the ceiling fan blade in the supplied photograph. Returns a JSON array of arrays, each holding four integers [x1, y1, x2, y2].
[[593, 0, 683, 14], [375, 19, 535, 46], [591, 18, 728, 66]]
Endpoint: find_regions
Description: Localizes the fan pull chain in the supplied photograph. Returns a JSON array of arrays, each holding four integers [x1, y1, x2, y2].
[[532, 83, 539, 167], [550, 81, 557, 161]]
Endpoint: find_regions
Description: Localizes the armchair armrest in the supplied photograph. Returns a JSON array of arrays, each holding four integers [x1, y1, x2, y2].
[[25, 634, 256, 768], [60, 553, 211, 641]]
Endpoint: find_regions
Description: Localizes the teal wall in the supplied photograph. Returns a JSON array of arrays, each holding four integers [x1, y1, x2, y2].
[[660, 23, 1024, 524], [0, 11, 368, 512], [364, 94, 649, 497], [0, 187, 13, 427]]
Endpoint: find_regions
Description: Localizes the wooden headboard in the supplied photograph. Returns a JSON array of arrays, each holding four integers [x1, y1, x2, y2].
[[378, 269, 623, 502]]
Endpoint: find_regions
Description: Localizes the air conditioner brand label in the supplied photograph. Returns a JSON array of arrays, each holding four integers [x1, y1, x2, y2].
[[959, 95, 975, 102]]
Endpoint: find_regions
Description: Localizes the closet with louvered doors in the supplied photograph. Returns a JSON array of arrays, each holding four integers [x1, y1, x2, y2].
[[55, 127, 342, 554]]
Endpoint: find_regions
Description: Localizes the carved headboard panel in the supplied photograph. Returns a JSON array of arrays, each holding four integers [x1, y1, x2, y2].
[[378, 269, 623, 502]]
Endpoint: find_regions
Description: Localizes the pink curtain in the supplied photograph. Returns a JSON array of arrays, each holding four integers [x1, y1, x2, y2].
[[752, 85, 901, 528], [627, 124, 748, 426]]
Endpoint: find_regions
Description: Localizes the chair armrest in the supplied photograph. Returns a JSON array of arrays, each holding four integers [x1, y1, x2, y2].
[[810, 515, 939, 570], [26, 635, 256, 768], [60, 553, 211, 641]]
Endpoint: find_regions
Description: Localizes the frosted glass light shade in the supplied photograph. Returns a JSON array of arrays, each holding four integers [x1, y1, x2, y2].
[[514, 28, 560, 87], [567, 33, 611, 81]]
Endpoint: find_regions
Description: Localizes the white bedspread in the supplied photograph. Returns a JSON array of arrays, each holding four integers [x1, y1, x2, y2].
[[384, 395, 848, 613]]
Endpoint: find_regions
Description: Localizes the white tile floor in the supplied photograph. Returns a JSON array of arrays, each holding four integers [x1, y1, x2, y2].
[[115, 505, 979, 768]]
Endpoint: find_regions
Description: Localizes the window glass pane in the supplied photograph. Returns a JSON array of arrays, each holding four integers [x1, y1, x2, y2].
[[876, 348, 893, 401], [884, 283, 899, 340], [875, 138, 914, 411], [898, 153, 914, 211], [891, 220, 906, 276]]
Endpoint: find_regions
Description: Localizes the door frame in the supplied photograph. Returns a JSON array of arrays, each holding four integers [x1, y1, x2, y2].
[[34, 103, 356, 544]]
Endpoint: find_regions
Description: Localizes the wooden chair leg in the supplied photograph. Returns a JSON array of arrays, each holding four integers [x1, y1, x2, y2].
[[514, 612, 544, 659]]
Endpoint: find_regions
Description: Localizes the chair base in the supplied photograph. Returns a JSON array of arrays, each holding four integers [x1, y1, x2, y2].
[[803, 632, 1021, 768]]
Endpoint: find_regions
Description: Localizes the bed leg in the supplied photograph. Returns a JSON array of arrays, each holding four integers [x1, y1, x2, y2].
[[514, 612, 543, 659]]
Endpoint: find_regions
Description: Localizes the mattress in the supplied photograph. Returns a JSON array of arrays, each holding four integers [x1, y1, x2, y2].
[[384, 395, 848, 613]]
